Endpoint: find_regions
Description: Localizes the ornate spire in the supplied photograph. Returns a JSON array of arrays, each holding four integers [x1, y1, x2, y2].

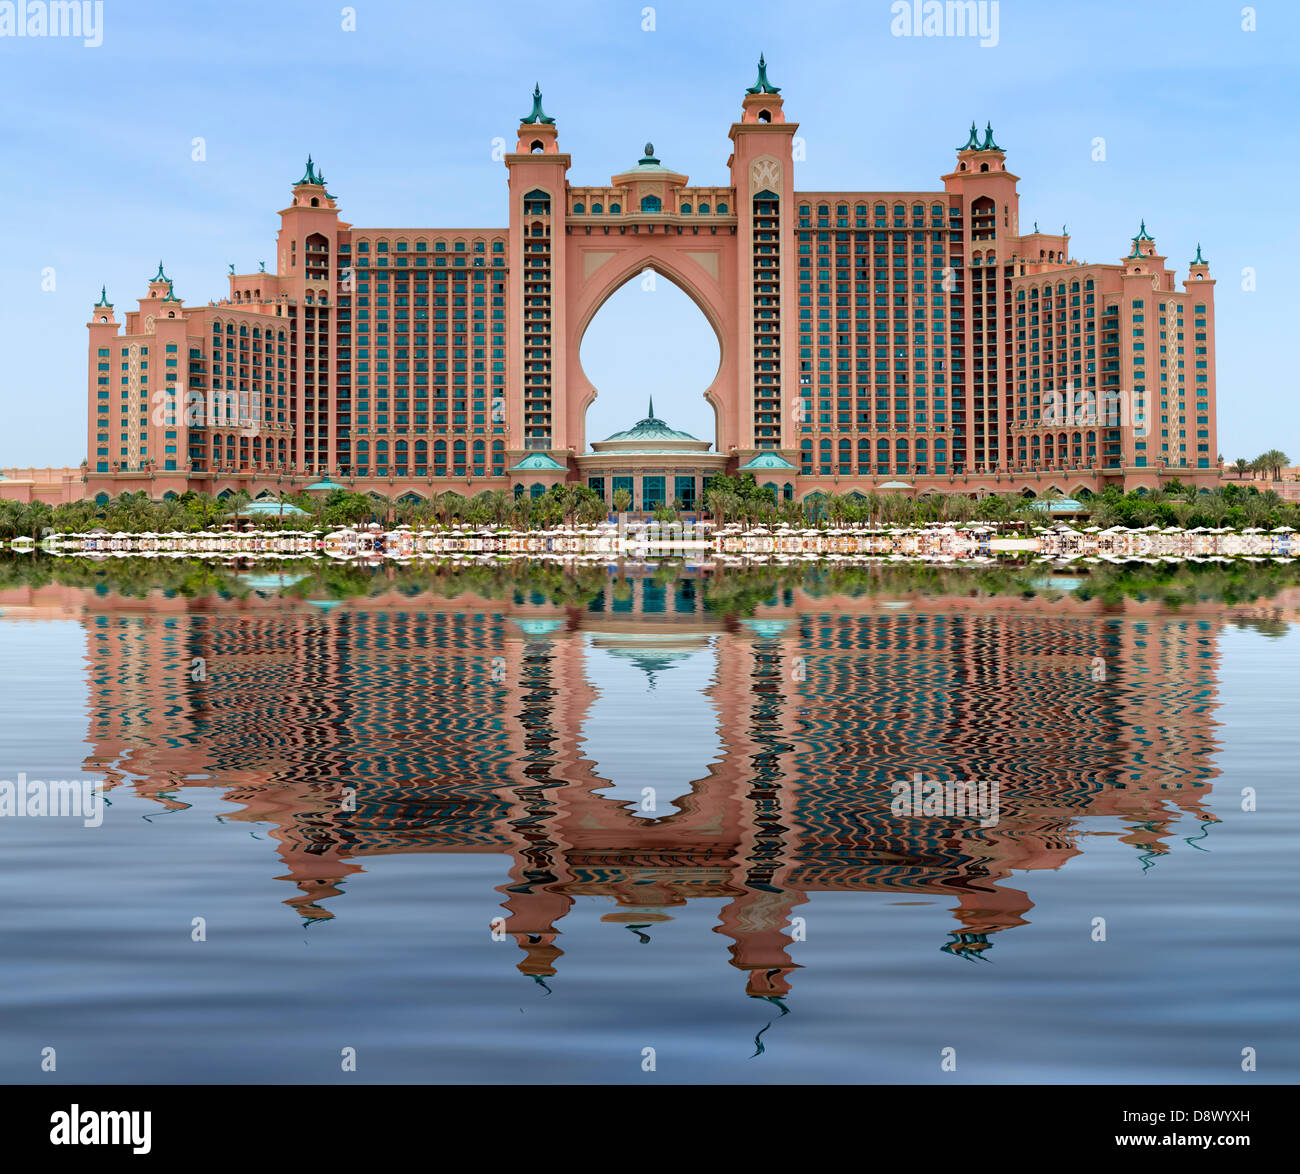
[[297, 155, 321, 185], [746, 53, 780, 95], [1135, 219, 1154, 240], [980, 121, 1002, 151], [521, 83, 555, 125], [1192, 242, 1206, 265], [958, 121, 980, 150], [152, 260, 168, 283], [163, 279, 180, 302], [95, 285, 111, 308], [648, 395, 655, 419]]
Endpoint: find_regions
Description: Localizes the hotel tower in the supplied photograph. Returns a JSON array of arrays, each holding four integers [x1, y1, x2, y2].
[[79, 59, 1218, 508]]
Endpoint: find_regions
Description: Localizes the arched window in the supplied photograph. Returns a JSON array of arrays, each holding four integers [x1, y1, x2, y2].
[[640, 194, 661, 213]]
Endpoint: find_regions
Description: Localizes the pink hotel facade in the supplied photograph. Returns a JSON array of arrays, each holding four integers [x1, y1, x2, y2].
[[57, 62, 1219, 507]]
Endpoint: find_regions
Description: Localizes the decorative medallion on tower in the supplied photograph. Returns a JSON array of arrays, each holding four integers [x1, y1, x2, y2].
[[750, 157, 781, 193]]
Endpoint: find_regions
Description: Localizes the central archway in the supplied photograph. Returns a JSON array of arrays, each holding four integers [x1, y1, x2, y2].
[[563, 240, 741, 456], [579, 269, 722, 450]]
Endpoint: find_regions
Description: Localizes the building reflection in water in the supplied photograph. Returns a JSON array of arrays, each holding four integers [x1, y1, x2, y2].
[[2, 569, 1243, 1001]]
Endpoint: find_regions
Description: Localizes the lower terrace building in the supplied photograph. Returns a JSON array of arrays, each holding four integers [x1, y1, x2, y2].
[[61, 59, 1218, 509]]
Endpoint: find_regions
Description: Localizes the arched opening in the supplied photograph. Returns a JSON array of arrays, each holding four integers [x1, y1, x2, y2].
[[758, 108, 772, 123], [579, 268, 721, 452], [529, 140, 544, 153]]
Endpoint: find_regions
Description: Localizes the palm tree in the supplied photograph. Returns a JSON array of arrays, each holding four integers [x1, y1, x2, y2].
[[612, 488, 633, 517], [1233, 457, 1250, 480], [1256, 449, 1290, 483], [227, 489, 252, 529], [482, 488, 514, 526]]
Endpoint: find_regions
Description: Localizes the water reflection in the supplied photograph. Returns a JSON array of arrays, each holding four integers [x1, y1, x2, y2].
[[5, 560, 1294, 1011]]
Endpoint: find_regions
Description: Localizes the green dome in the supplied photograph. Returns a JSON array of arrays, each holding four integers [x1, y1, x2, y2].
[[601, 398, 699, 443], [739, 451, 796, 471], [508, 451, 566, 471]]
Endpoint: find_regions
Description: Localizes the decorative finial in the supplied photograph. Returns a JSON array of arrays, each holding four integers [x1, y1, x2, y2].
[[296, 155, 321, 185], [95, 285, 111, 308], [746, 53, 780, 95], [259, 260, 266, 272], [1192, 242, 1206, 265], [228, 263, 235, 275], [153, 260, 167, 282], [521, 83, 555, 125], [959, 121, 980, 151], [1135, 219, 1153, 241], [1033, 220, 1038, 233], [648, 395, 655, 419], [980, 121, 1002, 151]]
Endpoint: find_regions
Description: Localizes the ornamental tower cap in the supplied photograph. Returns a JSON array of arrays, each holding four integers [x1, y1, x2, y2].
[[738, 55, 786, 123], [95, 285, 112, 308], [746, 53, 780, 95], [520, 83, 555, 125]]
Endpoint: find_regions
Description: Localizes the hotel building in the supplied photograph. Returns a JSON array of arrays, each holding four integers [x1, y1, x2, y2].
[[70, 60, 1217, 509]]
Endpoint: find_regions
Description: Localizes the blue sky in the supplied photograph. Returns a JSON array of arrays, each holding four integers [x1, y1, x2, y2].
[[1, 0, 1296, 465]]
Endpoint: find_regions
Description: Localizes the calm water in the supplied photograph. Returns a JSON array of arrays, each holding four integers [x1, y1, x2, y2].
[[1, 559, 1297, 1084]]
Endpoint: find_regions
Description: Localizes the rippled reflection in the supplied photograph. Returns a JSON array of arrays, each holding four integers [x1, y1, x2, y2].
[[4, 559, 1286, 1007]]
